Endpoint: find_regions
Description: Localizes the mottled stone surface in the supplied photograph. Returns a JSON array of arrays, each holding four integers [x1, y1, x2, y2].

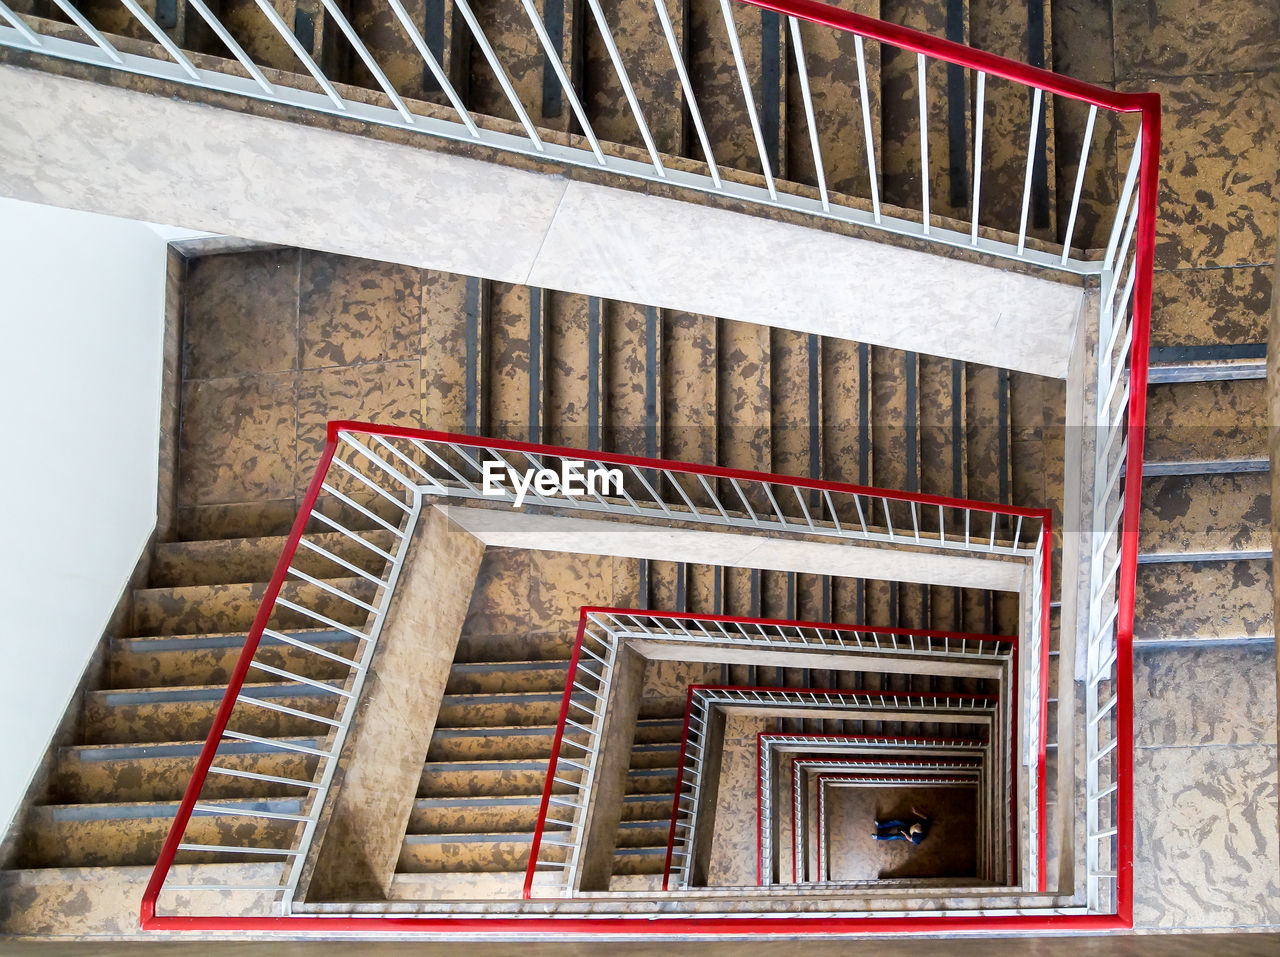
[[1135, 644, 1277, 747], [825, 783, 978, 880], [1135, 559, 1273, 643], [1119, 71, 1278, 272], [1112, 0, 1279, 80], [1149, 265, 1274, 348], [1143, 379, 1268, 465], [1133, 745, 1280, 931], [177, 373, 298, 507], [1139, 472, 1271, 558]]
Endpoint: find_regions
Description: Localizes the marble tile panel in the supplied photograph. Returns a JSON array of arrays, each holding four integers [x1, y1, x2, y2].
[[1113, 0, 1280, 80], [294, 360, 421, 495], [918, 355, 963, 500], [1123, 71, 1279, 271], [879, 0, 970, 224], [1149, 265, 1273, 348], [1143, 378, 1268, 464], [662, 310, 719, 468], [604, 300, 658, 458], [420, 269, 473, 433], [1134, 644, 1277, 747], [528, 550, 616, 632], [485, 282, 536, 443], [461, 547, 531, 643], [787, 3, 881, 200], [1133, 744, 1280, 929], [298, 251, 422, 369], [1052, 0, 1115, 84], [1135, 558, 1274, 643], [177, 373, 297, 506], [706, 713, 773, 887], [182, 249, 299, 380], [546, 291, 594, 450], [769, 328, 815, 482], [717, 318, 772, 483], [584, 0, 686, 156], [821, 337, 870, 487], [1139, 472, 1270, 558]]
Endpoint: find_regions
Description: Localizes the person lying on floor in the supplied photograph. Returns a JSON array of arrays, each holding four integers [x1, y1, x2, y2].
[[873, 807, 931, 844]]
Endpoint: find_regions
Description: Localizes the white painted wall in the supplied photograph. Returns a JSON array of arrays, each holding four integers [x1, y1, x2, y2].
[[0, 197, 171, 840]]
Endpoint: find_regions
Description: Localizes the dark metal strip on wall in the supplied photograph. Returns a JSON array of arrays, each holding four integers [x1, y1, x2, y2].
[[422, 0, 447, 92], [464, 276, 487, 435], [905, 352, 919, 494], [588, 296, 603, 450], [542, 0, 565, 119], [1026, 0, 1050, 229], [760, 8, 783, 175], [944, 0, 968, 209], [529, 288, 547, 445]]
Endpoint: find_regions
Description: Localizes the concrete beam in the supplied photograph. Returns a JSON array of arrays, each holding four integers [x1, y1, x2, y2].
[[627, 639, 1006, 680], [440, 505, 1028, 592], [299, 509, 485, 901], [574, 645, 648, 892], [0, 64, 1082, 377]]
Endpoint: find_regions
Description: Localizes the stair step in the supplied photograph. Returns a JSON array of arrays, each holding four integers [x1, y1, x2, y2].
[[1142, 379, 1266, 467], [1139, 472, 1270, 562], [425, 718, 682, 761], [614, 819, 671, 849], [53, 737, 320, 803], [131, 577, 374, 637], [610, 845, 667, 875], [397, 831, 567, 873], [18, 798, 304, 868], [1135, 559, 1273, 646], [82, 682, 343, 745], [150, 531, 394, 588], [444, 660, 571, 694], [436, 692, 565, 728], [410, 795, 545, 834], [108, 629, 358, 689], [419, 758, 566, 798]]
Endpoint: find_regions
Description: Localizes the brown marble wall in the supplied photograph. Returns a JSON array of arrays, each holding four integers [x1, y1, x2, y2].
[[176, 249, 439, 537], [1099, 0, 1280, 934]]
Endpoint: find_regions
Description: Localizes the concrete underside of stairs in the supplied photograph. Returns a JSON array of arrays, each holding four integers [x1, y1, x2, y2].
[[0, 64, 1084, 379]]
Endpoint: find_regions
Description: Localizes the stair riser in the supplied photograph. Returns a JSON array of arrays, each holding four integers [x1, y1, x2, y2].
[[54, 751, 318, 804], [82, 693, 341, 745], [108, 639, 358, 689], [150, 531, 393, 588], [132, 579, 373, 637], [19, 813, 299, 869]]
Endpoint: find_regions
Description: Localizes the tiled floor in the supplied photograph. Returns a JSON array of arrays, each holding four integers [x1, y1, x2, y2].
[[826, 784, 978, 881]]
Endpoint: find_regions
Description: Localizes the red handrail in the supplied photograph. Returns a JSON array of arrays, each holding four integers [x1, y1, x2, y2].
[[325, 420, 1056, 522], [141, 0, 1157, 929], [140, 430, 340, 924]]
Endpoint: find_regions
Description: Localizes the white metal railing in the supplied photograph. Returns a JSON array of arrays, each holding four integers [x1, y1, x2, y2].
[[666, 686, 1000, 892], [1081, 143, 1145, 912], [1, 0, 1141, 276], [146, 425, 426, 913], [525, 610, 1010, 898], [753, 734, 991, 885], [144, 424, 1048, 918]]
